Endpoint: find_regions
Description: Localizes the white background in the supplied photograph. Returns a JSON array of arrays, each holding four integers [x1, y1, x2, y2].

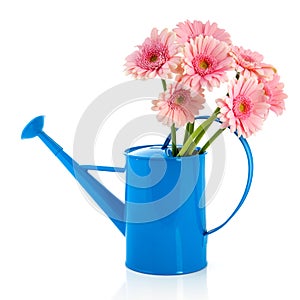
[[1, 1, 299, 299]]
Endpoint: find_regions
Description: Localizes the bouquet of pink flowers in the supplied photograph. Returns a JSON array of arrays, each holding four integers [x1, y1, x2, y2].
[[125, 20, 287, 156]]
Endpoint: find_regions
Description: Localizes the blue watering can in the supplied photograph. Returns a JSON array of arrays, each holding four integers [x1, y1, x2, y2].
[[21, 115, 253, 275]]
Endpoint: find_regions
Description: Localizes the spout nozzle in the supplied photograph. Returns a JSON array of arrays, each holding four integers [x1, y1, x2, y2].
[[21, 115, 45, 139]]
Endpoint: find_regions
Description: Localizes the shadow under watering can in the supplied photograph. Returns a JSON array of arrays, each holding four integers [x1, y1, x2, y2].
[[21, 115, 253, 275]]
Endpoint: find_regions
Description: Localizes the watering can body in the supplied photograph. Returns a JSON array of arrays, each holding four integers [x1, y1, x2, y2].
[[21, 116, 253, 275], [124, 145, 207, 274]]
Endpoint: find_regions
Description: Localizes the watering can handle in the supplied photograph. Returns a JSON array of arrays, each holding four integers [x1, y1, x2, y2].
[[161, 116, 254, 235], [205, 131, 253, 235], [197, 116, 253, 235]]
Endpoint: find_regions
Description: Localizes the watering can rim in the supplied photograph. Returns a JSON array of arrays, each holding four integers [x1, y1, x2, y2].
[[124, 144, 206, 160]]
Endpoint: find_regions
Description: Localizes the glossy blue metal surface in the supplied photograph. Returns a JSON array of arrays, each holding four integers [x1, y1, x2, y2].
[[124, 145, 207, 275], [21, 115, 254, 275], [21, 116, 126, 235]]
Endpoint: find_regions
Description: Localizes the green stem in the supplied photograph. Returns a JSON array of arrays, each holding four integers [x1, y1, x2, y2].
[[161, 79, 167, 91], [199, 128, 226, 154], [189, 122, 194, 135], [183, 122, 194, 145], [187, 120, 209, 156], [183, 123, 190, 145], [171, 123, 177, 156], [177, 107, 220, 157]]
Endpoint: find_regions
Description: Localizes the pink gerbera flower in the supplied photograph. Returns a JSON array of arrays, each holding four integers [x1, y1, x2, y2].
[[178, 35, 234, 91], [216, 76, 269, 138], [231, 46, 275, 79], [174, 20, 232, 45], [262, 74, 287, 116], [125, 28, 181, 79], [151, 82, 205, 127]]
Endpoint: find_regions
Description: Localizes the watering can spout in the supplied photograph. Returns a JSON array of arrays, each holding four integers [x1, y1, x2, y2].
[[21, 116, 126, 235]]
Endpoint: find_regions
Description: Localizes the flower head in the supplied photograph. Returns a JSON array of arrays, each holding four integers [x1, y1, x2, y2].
[[262, 74, 287, 116], [125, 28, 181, 79], [174, 20, 232, 45], [231, 46, 275, 79], [152, 82, 205, 127], [178, 35, 234, 91], [216, 76, 269, 137]]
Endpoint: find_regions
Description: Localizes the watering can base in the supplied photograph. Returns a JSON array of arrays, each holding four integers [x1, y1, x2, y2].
[[125, 262, 207, 276]]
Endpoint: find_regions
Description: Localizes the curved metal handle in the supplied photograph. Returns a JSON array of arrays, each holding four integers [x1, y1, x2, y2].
[[204, 131, 253, 235], [161, 116, 254, 235], [196, 116, 253, 235]]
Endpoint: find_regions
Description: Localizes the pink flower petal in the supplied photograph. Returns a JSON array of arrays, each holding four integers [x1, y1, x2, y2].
[[216, 75, 269, 137], [151, 82, 206, 127]]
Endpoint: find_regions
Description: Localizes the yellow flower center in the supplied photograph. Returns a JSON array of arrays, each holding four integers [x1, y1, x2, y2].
[[150, 54, 158, 62], [233, 95, 254, 120], [239, 103, 246, 112], [199, 60, 209, 70], [175, 95, 185, 104]]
